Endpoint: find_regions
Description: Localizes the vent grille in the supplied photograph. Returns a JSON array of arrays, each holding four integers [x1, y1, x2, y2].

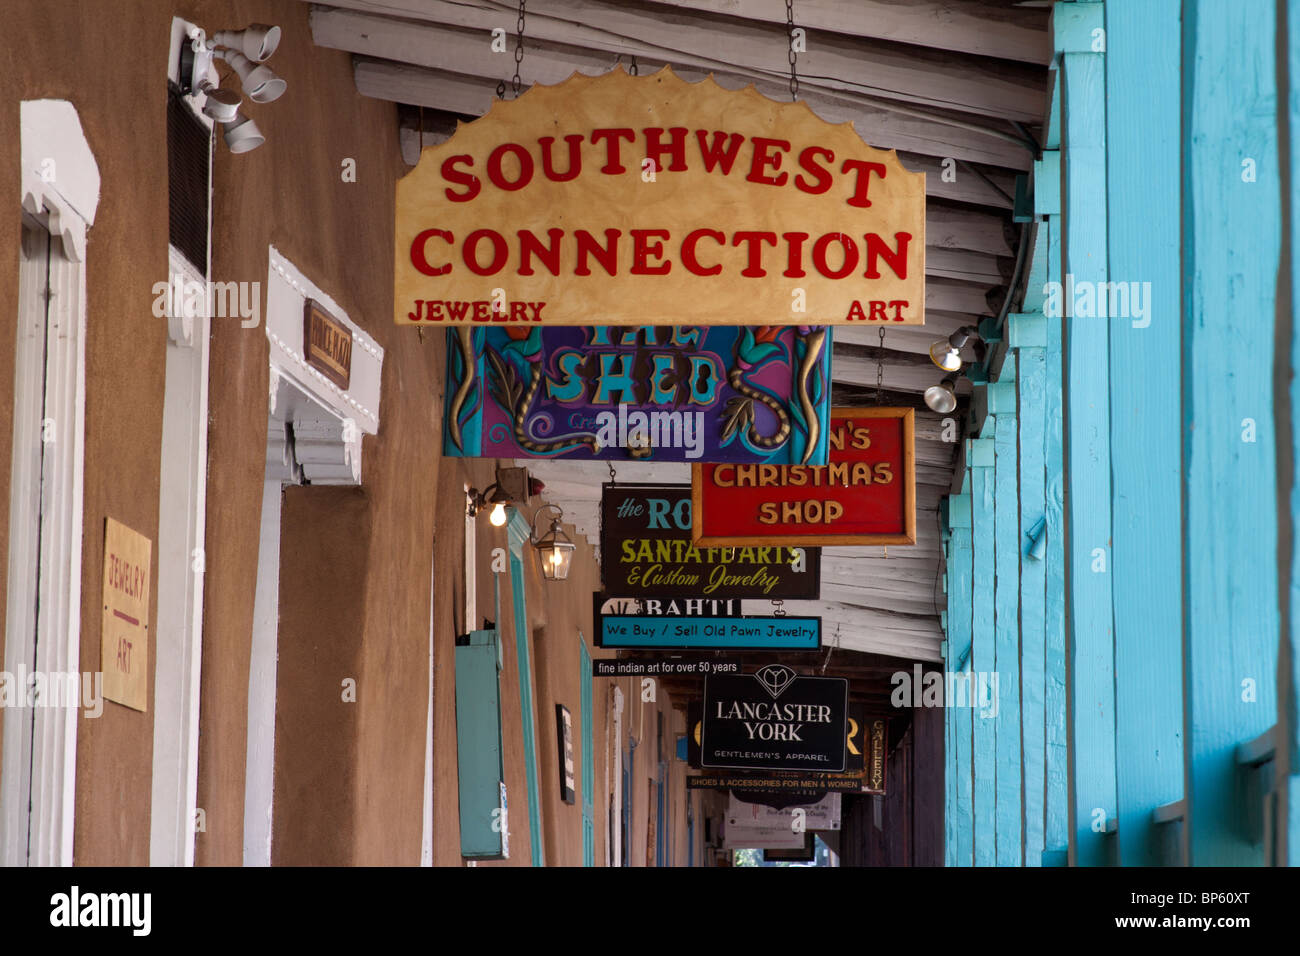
[[167, 86, 211, 273]]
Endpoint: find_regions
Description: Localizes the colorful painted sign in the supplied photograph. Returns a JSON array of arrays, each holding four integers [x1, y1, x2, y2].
[[601, 484, 821, 598], [443, 325, 831, 464], [596, 614, 820, 651], [701, 665, 848, 772], [395, 68, 926, 328], [692, 407, 916, 546]]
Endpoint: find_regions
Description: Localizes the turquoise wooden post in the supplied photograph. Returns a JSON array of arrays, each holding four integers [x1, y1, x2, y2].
[[1103, 0, 1186, 867], [1057, 1, 1118, 866], [968, 439, 996, 865], [1011, 313, 1047, 866], [947, 490, 974, 865], [1182, 0, 1280, 866], [1033, 99, 1069, 863], [1284, 0, 1300, 868], [943, 523, 957, 867], [989, 385, 1022, 865], [1042, 221, 1070, 867], [1033, 70, 1069, 865], [507, 511, 545, 866]]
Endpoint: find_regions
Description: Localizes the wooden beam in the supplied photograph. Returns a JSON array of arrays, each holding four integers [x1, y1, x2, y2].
[[926, 247, 1014, 285], [898, 152, 1017, 209], [638, 0, 1052, 65], [928, 205, 1016, 256], [349, 58, 1035, 170], [308, 1, 1047, 121]]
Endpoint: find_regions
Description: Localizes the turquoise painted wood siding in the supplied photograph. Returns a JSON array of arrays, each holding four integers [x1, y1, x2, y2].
[[1284, 0, 1300, 867], [990, 387, 1022, 865], [1010, 314, 1047, 867], [938, 0, 1296, 868], [945, 493, 974, 866], [1059, 4, 1118, 866], [968, 437, 996, 866], [1182, 0, 1280, 866], [1105, 0, 1186, 867]]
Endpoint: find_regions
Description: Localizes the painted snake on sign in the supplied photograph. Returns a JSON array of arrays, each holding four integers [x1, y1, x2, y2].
[[488, 349, 601, 455], [721, 327, 826, 464]]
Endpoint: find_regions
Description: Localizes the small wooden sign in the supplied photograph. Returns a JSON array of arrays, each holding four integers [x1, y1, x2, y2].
[[303, 299, 352, 390], [101, 518, 151, 712], [692, 407, 916, 546]]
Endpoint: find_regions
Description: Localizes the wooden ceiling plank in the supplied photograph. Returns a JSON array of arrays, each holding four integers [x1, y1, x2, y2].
[[349, 56, 1034, 169], [635, 0, 1053, 65], [310, 2, 1047, 121]]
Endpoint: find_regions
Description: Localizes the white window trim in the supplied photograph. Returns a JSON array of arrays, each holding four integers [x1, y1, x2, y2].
[[243, 248, 383, 866], [1, 99, 99, 867], [149, 244, 212, 866]]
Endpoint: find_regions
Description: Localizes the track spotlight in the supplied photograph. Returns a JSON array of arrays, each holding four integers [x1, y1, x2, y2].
[[929, 326, 979, 372], [198, 82, 241, 123], [213, 24, 282, 62], [217, 50, 287, 103], [221, 113, 265, 154], [924, 373, 959, 414]]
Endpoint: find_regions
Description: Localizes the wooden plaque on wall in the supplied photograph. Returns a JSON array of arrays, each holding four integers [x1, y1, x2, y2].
[[101, 518, 151, 712]]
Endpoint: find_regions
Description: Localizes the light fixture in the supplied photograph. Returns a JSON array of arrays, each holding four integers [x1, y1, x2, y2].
[[467, 466, 535, 525], [212, 24, 282, 62], [531, 504, 576, 582], [198, 81, 241, 123], [175, 19, 285, 156], [221, 112, 265, 153], [924, 372, 959, 414], [929, 325, 979, 372], [217, 50, 287, 103]]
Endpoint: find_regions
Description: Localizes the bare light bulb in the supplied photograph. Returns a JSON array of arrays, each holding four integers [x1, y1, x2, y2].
[[489, 502, 508, 527]]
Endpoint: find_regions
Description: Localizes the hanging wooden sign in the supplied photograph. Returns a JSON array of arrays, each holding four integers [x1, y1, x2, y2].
[[601, 484, 821, 599], [395, 68, 925, 328], [692, 407, 916, 546], [595, 611, 821, 651], [442, 325, 831, 464], [701, 665, 847, 772]]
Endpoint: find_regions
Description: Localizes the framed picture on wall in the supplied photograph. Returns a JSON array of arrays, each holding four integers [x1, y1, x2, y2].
[[556, 704, 576, 805]]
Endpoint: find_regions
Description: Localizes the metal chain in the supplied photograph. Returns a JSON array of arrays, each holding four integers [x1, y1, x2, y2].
[[786, 0, 799, 101], [630, 56, 638, 76], [607, 460, 617, 485], [772, 599, 786, 618], [876, 327, 886, 404], [512, 0, 526, 98]]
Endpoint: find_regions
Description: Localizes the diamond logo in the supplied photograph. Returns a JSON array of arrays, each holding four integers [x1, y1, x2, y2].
[[754, 664, 797, 699]]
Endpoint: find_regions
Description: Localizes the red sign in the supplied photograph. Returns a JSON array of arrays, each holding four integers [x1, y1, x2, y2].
[[691, 407, 915, 546]]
